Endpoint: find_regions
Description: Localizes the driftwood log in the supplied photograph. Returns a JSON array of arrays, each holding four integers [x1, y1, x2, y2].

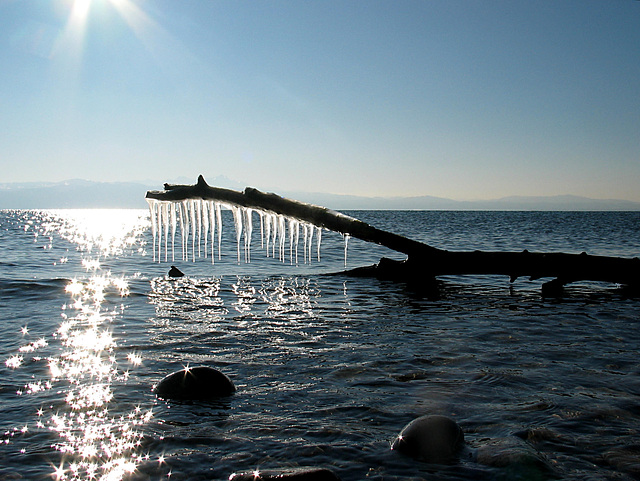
[[146, 175, 640, 294]]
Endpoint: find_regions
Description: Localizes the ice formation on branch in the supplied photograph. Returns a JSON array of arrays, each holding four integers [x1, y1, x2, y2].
[[146, 199, 329, 265], [145, 177, 640, 291]]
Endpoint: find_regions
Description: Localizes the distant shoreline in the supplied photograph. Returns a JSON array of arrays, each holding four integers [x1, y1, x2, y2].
[[1, 180, 639, 211]]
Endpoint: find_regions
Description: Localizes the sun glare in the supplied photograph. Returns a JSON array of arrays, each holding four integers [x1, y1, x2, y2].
[[70, 0, 125, 19], [65, 0, 161, 48], [3, 211, 156, 480], [71, 0, 92, 22], [56, 0, 155, 75], [40, 273, 152, 480], [43, 209, 148, 258]]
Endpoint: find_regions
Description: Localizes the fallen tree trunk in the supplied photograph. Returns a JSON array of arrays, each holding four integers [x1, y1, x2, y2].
[[147, 175, 434, 257], [146, 175, 640, 293]]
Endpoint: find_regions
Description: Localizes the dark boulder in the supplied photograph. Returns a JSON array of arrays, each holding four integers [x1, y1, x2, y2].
[[153, 366, 235, 400], [391, 414, 464, 464]]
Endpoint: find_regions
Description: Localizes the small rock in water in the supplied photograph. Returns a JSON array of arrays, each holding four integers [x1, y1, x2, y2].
[[229, 467, 341, 481], [168, 265, 184, 277], [153, 366, 236, 400], [391, 414, 465, 464]]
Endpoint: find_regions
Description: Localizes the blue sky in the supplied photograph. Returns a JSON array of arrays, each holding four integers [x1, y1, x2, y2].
[[1, 0, 639, 200]]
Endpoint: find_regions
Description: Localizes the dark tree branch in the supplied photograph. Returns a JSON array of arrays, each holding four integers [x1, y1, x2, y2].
[[146, 176, 640, 291]]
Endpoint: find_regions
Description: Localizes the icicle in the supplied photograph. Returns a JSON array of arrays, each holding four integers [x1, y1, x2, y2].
[[278, 215, 286, 262], [183, 200, 189, 261], [157, 202, 163, 261], [157, 202, 163, 262], [208, 201, 216, 264], [273, 214, 279, 258], [181, 201, 187, 261], [144, 195, 352, 269], [344, 233, 350, 268], [180, 201, 188, 261], [273, 215, 278, 259], [170, 203, 177, 262], [202, 200, 209, 259], [195, 199, 202, 258], [177, 202, 182, 261], [232, 206, 243, 264], [244, 208, 253, 263], [307, 223, 314, 263], [316, 226, 322, 262], [288, 218, 296, 265], [189, 199, 196, 261], [270, 214, 278, 258], [162, 202, 169, 262], [184, 200, 190, 261], [156, 201, 163, 262], [295, 221, 300, 265], [302, 224, 308, 264], [264, 213, 272, 257], [216, 203, 222, 260], [147, 199, 157, 262], [259, 211, 264, 249]]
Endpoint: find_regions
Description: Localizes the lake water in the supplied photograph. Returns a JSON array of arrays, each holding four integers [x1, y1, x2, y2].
[[1, 209, 639, 480]]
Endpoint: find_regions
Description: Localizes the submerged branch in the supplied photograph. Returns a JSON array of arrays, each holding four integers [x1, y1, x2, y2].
[[146, 176, 640, 291]]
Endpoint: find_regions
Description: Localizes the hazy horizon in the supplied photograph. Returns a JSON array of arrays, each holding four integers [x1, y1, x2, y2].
[[2, 177, 640, 211], [4, 175, 640, 202]]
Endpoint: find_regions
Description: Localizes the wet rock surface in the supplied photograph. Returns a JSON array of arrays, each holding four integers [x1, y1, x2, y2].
[[391, 415, 465, 464], [153, 366, 236, 400]]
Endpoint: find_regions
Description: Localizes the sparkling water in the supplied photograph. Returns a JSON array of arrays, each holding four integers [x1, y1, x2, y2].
[[1, 209, 639, 480]]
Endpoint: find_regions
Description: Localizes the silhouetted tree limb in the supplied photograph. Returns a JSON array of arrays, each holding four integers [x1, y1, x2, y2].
[[146, 176, 640, 292]]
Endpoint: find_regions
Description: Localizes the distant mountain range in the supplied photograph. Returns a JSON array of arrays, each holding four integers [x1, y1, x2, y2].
[[1, 178, 639, 211], [296, 192, 640, 211]]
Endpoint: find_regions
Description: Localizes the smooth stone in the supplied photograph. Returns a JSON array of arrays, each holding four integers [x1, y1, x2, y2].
[[391, 414, 464, 464], [153, 366, 236, 400], [229, 467, 341, 481], [168, 265, 184, 277]]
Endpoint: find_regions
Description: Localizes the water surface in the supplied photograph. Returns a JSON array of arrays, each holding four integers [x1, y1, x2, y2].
[[1, 209, 639, 480]]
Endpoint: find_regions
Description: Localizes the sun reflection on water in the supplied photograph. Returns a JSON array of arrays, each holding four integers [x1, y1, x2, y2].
[[39, 209, 149, 258], [25, 274, 153, 480], [43, 276, 152, 480], [3, 210, 156, 480]]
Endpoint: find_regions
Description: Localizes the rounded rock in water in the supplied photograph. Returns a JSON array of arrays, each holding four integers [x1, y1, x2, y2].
[[153, 366, 236, 400], [391, 414, 465, 464]]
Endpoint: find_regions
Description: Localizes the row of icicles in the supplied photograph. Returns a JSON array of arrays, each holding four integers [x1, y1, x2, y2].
[[147, 199, 350, 266]]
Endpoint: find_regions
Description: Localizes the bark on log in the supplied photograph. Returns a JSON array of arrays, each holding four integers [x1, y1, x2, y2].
[[146, 176, 640, 291]]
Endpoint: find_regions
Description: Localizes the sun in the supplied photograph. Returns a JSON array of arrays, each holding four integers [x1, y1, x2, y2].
[[51, 0, 171, 90], [62, 0, 90, 36], [72, 0, 92, 20], [63, 0, 161, 51], [69, 0, 128, 22]]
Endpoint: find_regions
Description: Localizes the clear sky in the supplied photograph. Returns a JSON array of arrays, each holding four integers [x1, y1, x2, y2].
[[1, 0, 639, 201]]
